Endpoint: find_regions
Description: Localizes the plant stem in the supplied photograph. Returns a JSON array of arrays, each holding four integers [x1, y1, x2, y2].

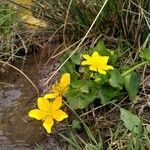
[[121, 61, 148, 77]]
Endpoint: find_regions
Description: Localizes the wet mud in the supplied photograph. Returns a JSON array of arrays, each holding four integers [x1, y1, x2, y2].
[[0, 43, 67, 149]]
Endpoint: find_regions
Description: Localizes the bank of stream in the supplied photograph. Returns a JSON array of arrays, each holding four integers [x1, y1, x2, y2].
[[0, 42, 69, 149]]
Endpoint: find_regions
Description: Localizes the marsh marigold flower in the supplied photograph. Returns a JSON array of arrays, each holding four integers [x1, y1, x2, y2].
[[44, 73, 70, 99], [28, 96, 68, 133], [81, 51, 114, 75]]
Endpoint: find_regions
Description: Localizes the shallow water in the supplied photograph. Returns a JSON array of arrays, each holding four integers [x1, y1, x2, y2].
[[0, 46, 68, 149], [0, 88, 22, 108]]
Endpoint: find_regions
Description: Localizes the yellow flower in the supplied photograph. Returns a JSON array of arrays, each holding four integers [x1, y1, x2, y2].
[[81, 51, 114, 75], [44, 73, 70, 99], [28, 96, 68, 133]]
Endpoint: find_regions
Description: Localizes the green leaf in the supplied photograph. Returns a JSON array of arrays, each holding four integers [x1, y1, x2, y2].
[[94, 41, 110, 56], [67, 89, 97, 109], [109, 70, 123, 90], [94, 72, 110, 85], [108, 52, 118, 66], [60, 58, 75, 73], [83, 92, 97, 104], [71, 52, 81, 65], [66, 90, 86, 109], [67, 80, 98, 109], [97, 85, 120, 105], [123, 71, 140, 98], [71, 80, 91, 94], [67, 93, 87, 109], [80, 84, 89, 93], [60, 56, 79, 80], [71, 119, 81, 129], [120, 108, 141, 134], [140, 48, 150, 61]]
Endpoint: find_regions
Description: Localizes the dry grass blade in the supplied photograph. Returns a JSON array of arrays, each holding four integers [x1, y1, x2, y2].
[[45, 0, 109, 85]]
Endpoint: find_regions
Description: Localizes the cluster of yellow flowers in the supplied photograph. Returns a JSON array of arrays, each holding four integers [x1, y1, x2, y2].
[[28, 73, 70, 133], [28, 51, 113, 134]]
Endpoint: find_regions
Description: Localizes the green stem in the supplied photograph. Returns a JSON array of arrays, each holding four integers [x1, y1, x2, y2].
[[121, 61, 148, 77]]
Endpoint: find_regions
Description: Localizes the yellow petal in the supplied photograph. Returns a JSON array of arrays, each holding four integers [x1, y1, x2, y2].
[[105, 65, 114, 70], [98, 69, 106, 75], [37, 97, 51, 112], [60, 73, 70, 89], [99, 56, 109, 64], [52, 96, 62, 110], [92, 51, 99, 58], [83, 54, 90, 60], [43, 116, 54, 133], [81, 60, 91, 65], [44, 93, 57, 99], [90, 66, 97, 71], [53, 110, 68, 122], [28, 109, 47, 120]]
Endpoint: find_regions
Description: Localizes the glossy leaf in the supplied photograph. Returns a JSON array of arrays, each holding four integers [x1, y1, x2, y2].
[[123, 71, 140, 98], [97, 85, 120, 104], [109, 70, 123, 90]]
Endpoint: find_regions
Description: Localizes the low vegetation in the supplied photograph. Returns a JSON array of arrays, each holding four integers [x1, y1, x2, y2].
[[0, 0, 150, 149]]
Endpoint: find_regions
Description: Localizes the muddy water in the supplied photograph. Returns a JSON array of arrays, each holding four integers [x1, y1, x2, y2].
[[0, 49, 68, 149]]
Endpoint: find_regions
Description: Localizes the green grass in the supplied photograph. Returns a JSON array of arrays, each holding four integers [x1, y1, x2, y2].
[[60, 110, 150, 150], [0, 1, 18, 60], [0, 2, 16, 35]]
